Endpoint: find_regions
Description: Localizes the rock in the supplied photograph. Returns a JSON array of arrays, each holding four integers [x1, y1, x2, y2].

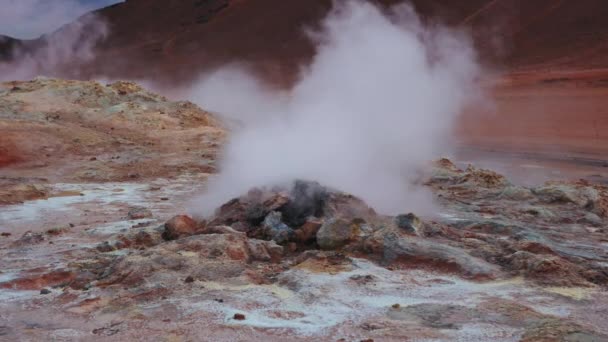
[[132, 229, 163, 247], [246, 239, 272, 261], [459, 166, 510, 189], [233, 313, 246, 320], [394, 213, 422, 234], [247, 192, 291, 225], [98, 234, 252, 287], [46, 227, 69, 236], [247, 239, 283, 262], [533, 184, 587, 205], [209, 190, 289, 230], [323, 192, 377, 222], [96, 226, 164, 251], [278, 180, 328, 227], [376, 230, 500, 280], [207, 180, 375, 241], [294, 218, 322, 243], [261, 240, 284, 260], [68, 271, 96, 290], [428, 161, 510, 190], [435, 158, 460, 172], [506, 251, 592, 286], [162, 215, 200, 240], [350, 274, 375, 285], [184, 276, 195, 283], [40, 288, 51, 295], [127, 207, 153, 220], [531, 180, 608, 218], [261, 211, 294, 244], [500, 186, 536, 200], [96, 241, 116, 252], [416, 221, 443, 237], [581, 212, 603, 226], [427, 158, 462, 183], [13, 231, 45, 246], [316, 218, 357, 250]]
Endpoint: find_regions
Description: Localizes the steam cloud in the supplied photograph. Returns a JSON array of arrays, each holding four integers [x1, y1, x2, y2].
[[0, 1, 111, 81], [0, 0, 119, 39], [189, 0, 483, 217]]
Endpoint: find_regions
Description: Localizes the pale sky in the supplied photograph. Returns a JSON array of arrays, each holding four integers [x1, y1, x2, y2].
[[0, 0, 123, 39]]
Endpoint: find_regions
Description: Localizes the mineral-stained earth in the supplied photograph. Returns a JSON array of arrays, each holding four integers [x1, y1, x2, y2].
[[1, 79, 608, 341]]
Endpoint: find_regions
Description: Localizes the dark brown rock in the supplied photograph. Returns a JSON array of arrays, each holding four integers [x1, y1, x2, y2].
[[127, 207, 153, 220], [316, 218, 356, 250], [394, 213, 422, 234], [294, 219, 322, 243], [162, 215, 200, 240]]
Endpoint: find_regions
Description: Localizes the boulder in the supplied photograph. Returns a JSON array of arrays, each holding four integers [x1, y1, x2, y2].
[[162, 215, 200, 240], [370, 229, 500, 280], [294, 218, 323, 243], [534, 181, 608, 218], [278, 180, 328, 227], [261, 211, 294, 244], [323, 192, 377, 222], [209, 190, 289, 230], [316, 218, 357, 250], [247, 239, 283, 262], [533, 184, 587, 206], [394, 213, 422, 234]]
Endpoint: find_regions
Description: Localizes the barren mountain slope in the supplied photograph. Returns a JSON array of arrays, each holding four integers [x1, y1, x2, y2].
[[4, 0, 608, 83], [83, 0, 608, 82]]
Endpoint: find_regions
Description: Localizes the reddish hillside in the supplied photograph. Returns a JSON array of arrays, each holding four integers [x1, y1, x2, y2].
[[3, 0, 608, 83], [86, 0, 608, 83]]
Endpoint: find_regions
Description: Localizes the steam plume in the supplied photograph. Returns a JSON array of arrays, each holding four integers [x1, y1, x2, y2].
[[0, 1, 111, 81], [188, 0, 483, 216]]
